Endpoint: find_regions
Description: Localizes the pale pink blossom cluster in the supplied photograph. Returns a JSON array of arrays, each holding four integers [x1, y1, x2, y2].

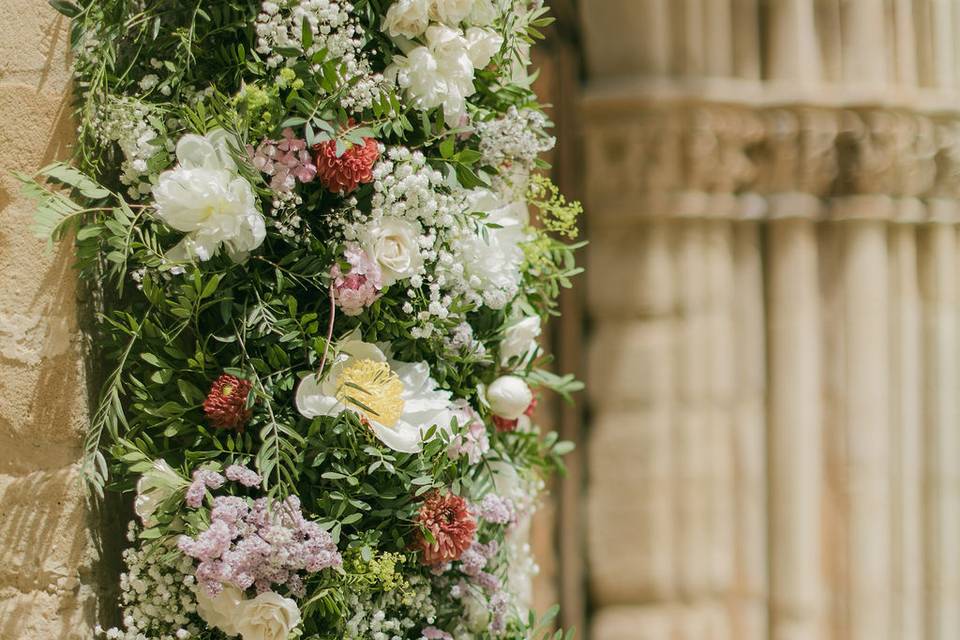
[[178, 490, 341, 597], [478, 493, 514, 525], [446, 401, 489, 465], [250, 128, 316, 193], [458, 540, 498, 577], [421, 627, 454, 640], [330, 243, 383, 315], [225, 463, 261, 487], [185, 469, 226, 508]]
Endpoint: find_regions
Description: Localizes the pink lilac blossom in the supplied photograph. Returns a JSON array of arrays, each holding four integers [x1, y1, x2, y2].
[[479, 493, 514, 525], [225, 463, 261, 487], [474, 571, 501, 593], [249, 128, 316, 193], [490, 591, 511, 634], [421, 627, 454, 640], [447, 401, 489, 465], [185, 469, 225, 508], [331, 243, 383, 316], [178, 492, 341, 597]]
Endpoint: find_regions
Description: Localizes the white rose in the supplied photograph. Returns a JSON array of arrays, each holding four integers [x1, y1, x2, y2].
[[429, 0, 474, 25], [383, 0, 430, 38], [362, 217, 424, 286], [134, 459, 186, 528], [486, 375, 532, 420], [196, 585, 245, 637], [235, 591, 301, 640], [467, 0, 497, 26], [153, 130, 265, 263], [500, 315, 541, 367], [465, 26, 503, 69]]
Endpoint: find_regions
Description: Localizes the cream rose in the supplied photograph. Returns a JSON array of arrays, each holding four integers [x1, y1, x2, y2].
[[500, 315, 541, 367], [383, 0, 430, 38], [486, 375, 533, 420], [234, 591, 301, 640], [361, 216, 424, 286], [429, 0, 474, 25], [465, 26, 503, 69], [467, 0, 497, 26], [196, 584, 245, 637]]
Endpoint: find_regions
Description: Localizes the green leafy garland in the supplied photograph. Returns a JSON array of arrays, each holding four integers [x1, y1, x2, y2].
[[22, 0, 582, 638]]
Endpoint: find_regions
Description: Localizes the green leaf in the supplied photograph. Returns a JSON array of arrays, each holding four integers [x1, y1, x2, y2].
[[48, 0, 80, 18]]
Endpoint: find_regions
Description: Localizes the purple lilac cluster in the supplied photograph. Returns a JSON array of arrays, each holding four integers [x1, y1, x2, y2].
[[420, 627, 454, 640], [478, 494, 514, 525], [249, 128, 316, 193], [225, 463, 261, 487], [179, 485, 341, 597], [185, 469, 225, 508], [330, 243, 383, 316], [448, 539, 512, 634]]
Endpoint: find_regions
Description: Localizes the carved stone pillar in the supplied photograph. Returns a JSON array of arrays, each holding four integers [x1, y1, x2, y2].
[[579, 2, 960, 640]]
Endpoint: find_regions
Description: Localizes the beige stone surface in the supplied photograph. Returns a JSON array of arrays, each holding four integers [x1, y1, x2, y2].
[[0, 3, 98, 639]]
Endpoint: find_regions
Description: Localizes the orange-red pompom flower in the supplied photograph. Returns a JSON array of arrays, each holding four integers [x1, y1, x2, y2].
[[313, 135, 379, 194], [414, 491, 477, 565], [203, 374, 253, 431]]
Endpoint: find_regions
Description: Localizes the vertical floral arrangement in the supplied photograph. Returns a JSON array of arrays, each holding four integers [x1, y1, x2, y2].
[[23, 0, 583, 638]]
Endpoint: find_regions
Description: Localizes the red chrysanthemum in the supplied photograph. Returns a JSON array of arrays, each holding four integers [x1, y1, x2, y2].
[[313, 134, 379, 194], [203, 374, 253, 431], [414, 491, 477, 565]]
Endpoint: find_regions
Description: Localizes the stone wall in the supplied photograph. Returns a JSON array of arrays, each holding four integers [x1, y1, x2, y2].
[[0, 2, 99, 638]]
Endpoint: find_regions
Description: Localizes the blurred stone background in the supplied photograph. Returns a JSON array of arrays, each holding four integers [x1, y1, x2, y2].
[[7, 1, 960, 639]]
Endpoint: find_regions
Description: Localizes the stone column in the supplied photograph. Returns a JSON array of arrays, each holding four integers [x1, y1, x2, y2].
[[767, 213, 825, 640], [0, 1, 99, 639]]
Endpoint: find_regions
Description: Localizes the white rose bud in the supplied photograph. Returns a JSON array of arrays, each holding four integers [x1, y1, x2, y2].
[[487, 375, 533, 420], [235, 591, 301, 640], [383, 0, 430, 39], [500, 315, 541, 367], [196, 584, 245, 637]]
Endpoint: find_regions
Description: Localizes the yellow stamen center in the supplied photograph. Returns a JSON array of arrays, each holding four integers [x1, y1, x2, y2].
[[336, 359, 405, 428]]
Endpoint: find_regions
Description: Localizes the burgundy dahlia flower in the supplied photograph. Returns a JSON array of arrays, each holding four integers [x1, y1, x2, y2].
[[313, 134, 379, 194], [414, 491, 477, 565], [203, 374, 253, 431]]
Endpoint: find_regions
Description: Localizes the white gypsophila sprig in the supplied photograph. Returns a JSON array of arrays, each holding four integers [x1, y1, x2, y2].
[[91, 97, 170, 200], [476, 106, 555, 198], [99, 523, 201, 640], [255, 0, 387, 111], [343, 575, 437, 640]]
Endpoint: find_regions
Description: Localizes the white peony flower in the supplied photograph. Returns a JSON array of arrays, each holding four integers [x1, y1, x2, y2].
[[196, 584, 245, 637], [467, 0, 498, 26], [134, 459, 187, 528], [383, 0, 431, 39], [486, 375, 532, 420], [296, 333, 454, 453], [387, 26, 476, 126], [429, 0, 474, 25], [360, 216, 424, 286], [234, 591, 301, 640], [153, 130, 265, 263], [500, 314, 541, 367], [464, 26, 503, 69]]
